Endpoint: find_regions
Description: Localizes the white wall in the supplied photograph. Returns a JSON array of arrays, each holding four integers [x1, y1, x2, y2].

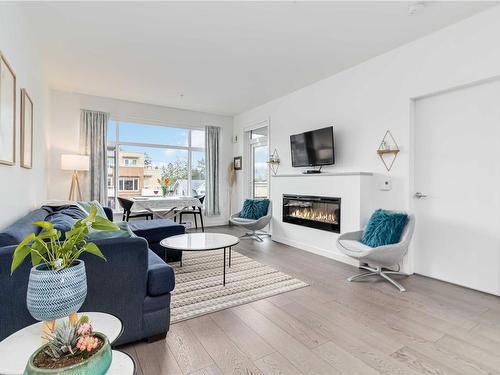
[[0, 3, 50, 228], [233, 5, 500, 271], [48, 90, 233, 226]]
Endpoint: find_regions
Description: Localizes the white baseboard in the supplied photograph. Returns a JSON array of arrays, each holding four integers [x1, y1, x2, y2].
[[271, 234, 359, 267], [204, 219, 229, 227]]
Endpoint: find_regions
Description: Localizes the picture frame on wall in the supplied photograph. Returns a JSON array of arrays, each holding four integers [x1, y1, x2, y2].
[[234, 156, 242, 170], [20, 88, 33, 169], [0, 52, 16, 166]]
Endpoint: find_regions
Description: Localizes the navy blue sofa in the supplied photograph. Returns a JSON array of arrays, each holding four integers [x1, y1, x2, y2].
[[0, 205, 184, 345]]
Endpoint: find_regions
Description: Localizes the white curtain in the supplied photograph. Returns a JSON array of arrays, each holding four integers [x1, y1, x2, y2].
[[80, 109, 109, 204], [205, 126, 220, 216]]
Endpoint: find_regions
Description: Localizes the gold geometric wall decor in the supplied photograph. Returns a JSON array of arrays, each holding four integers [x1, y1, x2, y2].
[[377, 130, 400, 172], [267, 148, 280, 175]]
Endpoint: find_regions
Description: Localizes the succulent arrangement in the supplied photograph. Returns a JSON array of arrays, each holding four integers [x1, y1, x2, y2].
[[25, 314, 113, 373], [44, 315, 99, 360]]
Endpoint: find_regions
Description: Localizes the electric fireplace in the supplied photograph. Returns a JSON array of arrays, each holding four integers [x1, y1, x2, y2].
[[282, 194, 341, 233]]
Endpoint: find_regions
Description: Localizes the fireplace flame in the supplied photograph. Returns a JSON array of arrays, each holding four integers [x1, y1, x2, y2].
[[289, 207, 337, 224]]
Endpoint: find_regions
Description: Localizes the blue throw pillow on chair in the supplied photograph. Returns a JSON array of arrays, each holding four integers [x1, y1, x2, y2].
[[361, 209, 408, 248], [240, 199, 270, 220]]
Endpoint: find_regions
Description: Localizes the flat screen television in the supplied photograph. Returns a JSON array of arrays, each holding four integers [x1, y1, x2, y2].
[[290, 126, 335, 167]]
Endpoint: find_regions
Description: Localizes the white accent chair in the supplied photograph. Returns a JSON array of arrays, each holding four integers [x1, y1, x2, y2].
[[336, 213, 415, 292], [230, 201, 272, 242]]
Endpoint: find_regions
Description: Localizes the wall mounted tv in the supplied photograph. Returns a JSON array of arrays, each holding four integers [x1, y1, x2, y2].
[[290, 126, 335, 168]]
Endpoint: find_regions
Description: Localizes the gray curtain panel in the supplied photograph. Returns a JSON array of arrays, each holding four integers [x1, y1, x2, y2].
[[205, 125, 220, 216], [80, 109, 109, 204]]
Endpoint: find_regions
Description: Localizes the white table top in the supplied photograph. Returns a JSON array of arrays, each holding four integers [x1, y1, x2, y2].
[[132, 196, 202, 210], [108, 350, 135, 375], [0, 312, 122, 375], [160, 232, 239, 251]]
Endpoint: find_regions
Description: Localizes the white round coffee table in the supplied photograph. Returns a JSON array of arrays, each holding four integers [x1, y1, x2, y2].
[[0, 312, 134, 375], [160, 233, 239, 286]]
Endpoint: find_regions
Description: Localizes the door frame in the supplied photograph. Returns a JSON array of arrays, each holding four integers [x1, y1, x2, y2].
[[243, 118, 270, 200], [408, 73, 500, 275]]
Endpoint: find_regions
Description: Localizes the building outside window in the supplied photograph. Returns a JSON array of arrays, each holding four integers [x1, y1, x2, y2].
[[119, 177, 139, 191], [106, 120, 205, 209]]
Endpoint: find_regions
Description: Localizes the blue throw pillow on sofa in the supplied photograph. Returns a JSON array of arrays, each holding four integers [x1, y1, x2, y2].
[[77, 200, 108, 219], [86, 221, 136, 241], [361, 209, 408, 248], [240, 199, 270, 220]]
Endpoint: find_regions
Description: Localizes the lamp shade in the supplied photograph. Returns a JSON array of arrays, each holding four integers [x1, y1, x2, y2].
[[61, 154, 90, 171]]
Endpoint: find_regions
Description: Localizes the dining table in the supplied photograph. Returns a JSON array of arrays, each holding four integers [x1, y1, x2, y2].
[[131, 196, 203, 220]]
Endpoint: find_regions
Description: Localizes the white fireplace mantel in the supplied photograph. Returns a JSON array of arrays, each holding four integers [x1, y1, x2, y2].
[[273, 171, 373, 178], [270, 173, 374, 266]]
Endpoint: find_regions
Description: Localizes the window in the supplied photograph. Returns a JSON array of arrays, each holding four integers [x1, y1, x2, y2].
[[119, 177, 139, 191], [107, 120, 205, 208], [123, 158, 138, 166], [107, 148, 116, 208], [251, 127, 268, 139], [247, 125, 269, 199], [252, 144, 268, 198]]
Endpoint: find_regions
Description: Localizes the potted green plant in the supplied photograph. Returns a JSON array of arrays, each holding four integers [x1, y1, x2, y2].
[[11, 205, 119, 322], [24, 315, 112, 375]]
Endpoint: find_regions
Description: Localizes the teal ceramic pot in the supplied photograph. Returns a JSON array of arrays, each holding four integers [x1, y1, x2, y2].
[[26, 260, 87, 321], [24, 332, 112, 375]]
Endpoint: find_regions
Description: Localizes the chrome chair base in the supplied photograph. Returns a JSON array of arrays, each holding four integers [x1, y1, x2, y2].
[[240, 230, 271, 242], [348, 265, 407, 292]]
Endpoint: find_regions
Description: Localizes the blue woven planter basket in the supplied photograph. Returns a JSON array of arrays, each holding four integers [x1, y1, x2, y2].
[[26, 260, 87, 321]]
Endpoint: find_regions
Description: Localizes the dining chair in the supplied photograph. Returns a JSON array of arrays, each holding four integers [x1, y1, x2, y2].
[[117, 197, 154, 222], [177, 195, 205, 231]]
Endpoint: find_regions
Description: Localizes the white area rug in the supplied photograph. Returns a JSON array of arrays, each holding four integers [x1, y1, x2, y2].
[[170, 249, 308, 323]]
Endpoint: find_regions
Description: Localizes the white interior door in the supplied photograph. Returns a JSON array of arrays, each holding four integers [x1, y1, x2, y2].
[[413, 79, 500, 295]]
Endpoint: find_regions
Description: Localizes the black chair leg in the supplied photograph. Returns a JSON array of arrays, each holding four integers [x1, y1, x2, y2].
[[199, 208, 205, 232], [194, 214, 198, 229]]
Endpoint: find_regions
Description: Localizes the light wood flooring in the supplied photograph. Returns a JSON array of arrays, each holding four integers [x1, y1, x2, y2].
[[122, 225, 500, 375]]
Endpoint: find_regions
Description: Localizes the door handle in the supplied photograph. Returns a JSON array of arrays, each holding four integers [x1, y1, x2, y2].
[[414, 192, 428, 199]]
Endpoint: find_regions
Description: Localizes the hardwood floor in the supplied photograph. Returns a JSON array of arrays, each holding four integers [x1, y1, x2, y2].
[[122, 226, 500, 375]]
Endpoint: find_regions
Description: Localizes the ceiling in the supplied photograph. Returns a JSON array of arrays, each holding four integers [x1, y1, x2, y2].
[[22, 1, 497, 115]]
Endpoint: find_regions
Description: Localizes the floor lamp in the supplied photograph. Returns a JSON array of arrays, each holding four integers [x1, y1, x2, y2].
[[61, 154, 90, 201]]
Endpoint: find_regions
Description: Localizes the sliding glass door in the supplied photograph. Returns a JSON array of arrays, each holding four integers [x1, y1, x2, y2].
[[248, 126, 269, 199], [252, 144, 268, 198]]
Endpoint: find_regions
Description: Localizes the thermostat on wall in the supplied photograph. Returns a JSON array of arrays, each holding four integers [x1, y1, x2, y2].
[[379, 178, 392, 191]]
